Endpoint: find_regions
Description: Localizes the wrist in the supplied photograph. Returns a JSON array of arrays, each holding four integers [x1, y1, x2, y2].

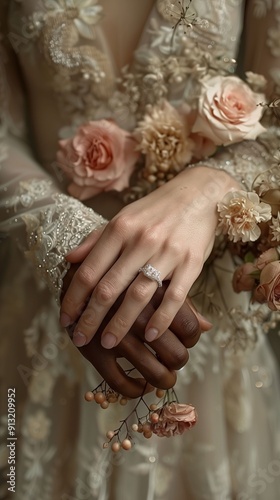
[[164, 165, 240, 214], [180, 165, 240, 197]]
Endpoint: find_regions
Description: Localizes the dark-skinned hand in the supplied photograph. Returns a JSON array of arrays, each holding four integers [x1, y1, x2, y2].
[[62, 263, 212, 398]]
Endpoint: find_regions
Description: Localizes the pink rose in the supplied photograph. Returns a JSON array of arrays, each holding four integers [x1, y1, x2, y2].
[[255, 248, 279, 270], [253, 261, 280, 310], [56, 120, 139, 200], [151, 403, 197, 438], [192, 76, 266, 146], [232, 262, 259, 293]]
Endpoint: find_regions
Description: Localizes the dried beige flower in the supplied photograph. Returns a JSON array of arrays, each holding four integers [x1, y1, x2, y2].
[[217, 190, 272, 243], [134, 100, 194, 185]]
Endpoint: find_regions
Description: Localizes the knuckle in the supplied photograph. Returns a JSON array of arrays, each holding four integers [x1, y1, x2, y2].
[[141, 227, 159, 246], [94, 281, 115, 306], [62, 295, 79, 316], [166, 285, 186, 304], [81, 310, 97, 329], [114, 314, 129, 331], [77, 264, 95, 288], [181, 315, 201, 347], [111, 213, 132, 236], [148, 363, 167, 385], [154, 369, 177, 390], [129, 282, 151, 302], [168, 347, 189, 370]]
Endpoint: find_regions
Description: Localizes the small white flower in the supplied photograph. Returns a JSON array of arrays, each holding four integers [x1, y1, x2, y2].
[[217, 190, 272, 243], [46, 0, 102, 39], [73, 0, 103, 39]]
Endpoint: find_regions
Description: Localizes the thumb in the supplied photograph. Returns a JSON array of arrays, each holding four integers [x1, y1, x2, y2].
[[185, 297, 213, 332]]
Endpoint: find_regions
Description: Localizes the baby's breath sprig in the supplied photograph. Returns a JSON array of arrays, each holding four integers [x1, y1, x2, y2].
[[169, 0, 198, 45]]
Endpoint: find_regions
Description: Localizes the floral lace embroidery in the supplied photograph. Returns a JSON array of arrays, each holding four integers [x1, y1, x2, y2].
[[8, 1, 241, 128], [1, 179, 53, 212], [9, 0, 114, 121], [22, 193, 106, 301]]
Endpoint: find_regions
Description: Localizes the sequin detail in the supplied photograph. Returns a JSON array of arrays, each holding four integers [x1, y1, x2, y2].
[[22, 193, 106, 301]]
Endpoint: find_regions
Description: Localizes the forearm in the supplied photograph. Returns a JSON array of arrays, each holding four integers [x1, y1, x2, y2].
[[0, 138, 107, 301]]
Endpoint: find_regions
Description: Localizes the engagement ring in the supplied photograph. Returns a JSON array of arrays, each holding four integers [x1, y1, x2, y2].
[[138, 263, 162, 288]]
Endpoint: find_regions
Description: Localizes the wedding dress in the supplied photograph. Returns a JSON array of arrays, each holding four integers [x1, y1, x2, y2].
[[1, 1, 280, 499]]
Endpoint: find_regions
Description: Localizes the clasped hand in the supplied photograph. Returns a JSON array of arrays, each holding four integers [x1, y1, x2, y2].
[[62, 262, 212, 398], [60, 167, 223, 351]]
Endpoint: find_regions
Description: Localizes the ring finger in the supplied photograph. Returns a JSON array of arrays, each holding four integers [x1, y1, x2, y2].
[[99, 259, 173, 349]]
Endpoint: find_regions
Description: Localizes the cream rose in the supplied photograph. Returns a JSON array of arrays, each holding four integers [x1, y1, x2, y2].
[[151, 403, 197, 438], [253, 260, 280, 310], [56, 120, 139, 200], [192, 76, 266, 146]]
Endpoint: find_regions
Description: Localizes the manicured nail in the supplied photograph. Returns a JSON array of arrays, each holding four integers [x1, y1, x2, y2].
[[145, 328, 159, 342], [101, 333, 117, 349], [73, 332, 87, 347], [60, 313, 72, 328]]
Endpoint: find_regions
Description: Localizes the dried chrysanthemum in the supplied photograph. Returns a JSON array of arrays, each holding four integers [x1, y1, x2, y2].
[[216, 190, 272, 243], [134, 100, 194, 186]]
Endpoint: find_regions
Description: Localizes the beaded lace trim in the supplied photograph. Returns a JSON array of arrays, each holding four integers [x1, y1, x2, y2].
[[190, 139, 276, 190], [22, 192, 106, 301]]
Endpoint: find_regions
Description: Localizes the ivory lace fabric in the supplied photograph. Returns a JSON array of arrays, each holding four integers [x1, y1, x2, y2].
[[1, 1, 280, 499]]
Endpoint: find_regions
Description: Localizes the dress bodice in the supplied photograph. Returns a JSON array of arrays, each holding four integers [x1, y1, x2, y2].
[[7, 0, 244, 167]]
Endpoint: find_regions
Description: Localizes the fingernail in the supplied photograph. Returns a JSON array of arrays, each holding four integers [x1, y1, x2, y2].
[[145, 328, 159, 342], [101, 333, 117, 349], [60, 313, 72, 328], [196, 312, 213, 330], [73, 332, 87, 347]]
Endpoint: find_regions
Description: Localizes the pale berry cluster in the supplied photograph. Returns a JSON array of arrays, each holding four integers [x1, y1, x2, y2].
[[85, 383, 170, 453]]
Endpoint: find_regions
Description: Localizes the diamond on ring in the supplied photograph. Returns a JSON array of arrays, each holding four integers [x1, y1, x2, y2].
[[138, 263, 162, 288]]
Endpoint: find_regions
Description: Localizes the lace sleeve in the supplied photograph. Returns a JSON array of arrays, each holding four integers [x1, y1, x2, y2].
[[0, 7, 106, 302], [197, 1, 280, 190]]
